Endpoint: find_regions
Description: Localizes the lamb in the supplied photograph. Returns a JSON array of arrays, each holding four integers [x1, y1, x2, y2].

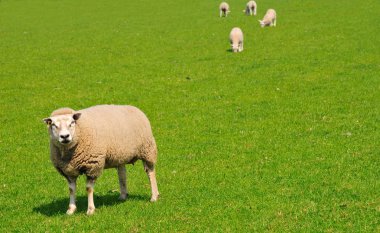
[[219, 2, 230, 17], [229, 27, 244, 53], [259, 9, 276, 27], [245, 1, 257, 16], [43, 105, 159, 215]]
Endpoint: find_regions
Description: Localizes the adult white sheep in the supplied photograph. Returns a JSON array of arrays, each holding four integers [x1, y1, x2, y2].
[[229, 27, 244, 53], [245, 1, 257, 16], [219, 2, 230, 17], [259, 9, 276, 27], [43, 105, 159, 215]]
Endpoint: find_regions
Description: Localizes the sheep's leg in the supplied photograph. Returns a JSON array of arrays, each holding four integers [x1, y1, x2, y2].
[[254, 8, 257, 16], [66, 177, 77, 215], [143, 161, 159, 202], [220, 10, 222, 17], [273, 18, 276, 27], [86, 177, 96, 215], [117, 165, 128, 200], [239, 42, 243, 52]]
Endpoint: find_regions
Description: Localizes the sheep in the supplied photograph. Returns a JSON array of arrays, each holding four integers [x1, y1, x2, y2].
[[229, 27, 244, 52], [259, 9, 276, 27], [43, 105, 159, 215], [219, 2, 230, 17], [245, 1, 257, 16]]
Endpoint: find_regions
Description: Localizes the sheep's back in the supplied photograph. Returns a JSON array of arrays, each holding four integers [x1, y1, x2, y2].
[[230, 28, 243, 42], [264, 9, 276, 21], [77, 105, 155, 166]]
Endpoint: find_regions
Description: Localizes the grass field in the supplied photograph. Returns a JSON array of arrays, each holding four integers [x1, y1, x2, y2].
[[0, 0, 379, 231]]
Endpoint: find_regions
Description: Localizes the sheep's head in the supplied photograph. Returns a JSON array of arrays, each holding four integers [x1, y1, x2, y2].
[[258, 20, 265, 27], [231, 43, 239, 53], [43, 113, 81, 146]]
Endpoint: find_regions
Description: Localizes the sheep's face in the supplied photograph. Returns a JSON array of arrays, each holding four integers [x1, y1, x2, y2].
[[231, 43, 239, 52], [259, 20, 265, 27], [43, 113, 81, 146]]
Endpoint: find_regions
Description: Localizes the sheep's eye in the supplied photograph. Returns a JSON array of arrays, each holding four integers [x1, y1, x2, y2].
[[51, 124, 57, 129], [69, 121, 75, 127]]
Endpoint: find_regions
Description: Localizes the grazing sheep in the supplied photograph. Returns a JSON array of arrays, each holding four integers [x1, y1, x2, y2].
[[219, 2, 230, 17], [229, 27, 244, 52], [259, 9, 276, 27], [245, 1, 257, 16], [43, 105, 159, 215]]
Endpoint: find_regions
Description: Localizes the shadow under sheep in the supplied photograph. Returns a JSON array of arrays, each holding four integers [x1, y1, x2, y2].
[[33, 193, 149, 216]]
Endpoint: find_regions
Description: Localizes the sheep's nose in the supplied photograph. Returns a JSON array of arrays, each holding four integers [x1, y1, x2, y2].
[[60, 134, 70, 139]]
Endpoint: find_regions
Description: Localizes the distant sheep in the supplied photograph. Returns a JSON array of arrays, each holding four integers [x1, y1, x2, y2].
[[229, 27, 243, 52], [245, 1, 257, 16], [259, 9, 276, 27], [219, 2, 230, 17], [43, 105, 159, 215]]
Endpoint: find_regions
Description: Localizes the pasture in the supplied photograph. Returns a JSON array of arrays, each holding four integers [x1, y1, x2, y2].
[[0, 0, 379, 231]]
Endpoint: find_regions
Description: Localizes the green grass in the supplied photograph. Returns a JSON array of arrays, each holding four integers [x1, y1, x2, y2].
[[0, 0, 379, 231]]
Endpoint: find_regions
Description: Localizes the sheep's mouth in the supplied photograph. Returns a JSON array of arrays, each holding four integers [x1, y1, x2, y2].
[[60, 139, 71, 144]]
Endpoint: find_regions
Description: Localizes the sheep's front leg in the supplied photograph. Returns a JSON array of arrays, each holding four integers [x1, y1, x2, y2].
[[66, 177, 77, 215], [117, 165, 128, 200], [143, 161, 159, 202], [86, 177, 96, 215]]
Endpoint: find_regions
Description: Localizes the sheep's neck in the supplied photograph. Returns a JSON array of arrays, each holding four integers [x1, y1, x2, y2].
[[59, 145, 76, 159]]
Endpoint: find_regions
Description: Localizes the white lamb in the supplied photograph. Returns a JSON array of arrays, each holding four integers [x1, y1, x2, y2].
[[229, 27, 244, 53], [43, 105, 159, 215], [219, 2, 230, 17], [259, 9, 276, 27], [245, 1, 257, 16]]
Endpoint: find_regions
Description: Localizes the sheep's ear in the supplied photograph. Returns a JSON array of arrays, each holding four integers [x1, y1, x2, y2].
[[73, 113, 81, 121], [43, 118, 52, 125]]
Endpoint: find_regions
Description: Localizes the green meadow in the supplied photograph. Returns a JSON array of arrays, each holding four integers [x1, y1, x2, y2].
[[0, 0, 379, 231]]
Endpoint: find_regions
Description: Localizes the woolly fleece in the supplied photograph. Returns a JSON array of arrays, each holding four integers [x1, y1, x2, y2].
[[48, 105, 157, 179]]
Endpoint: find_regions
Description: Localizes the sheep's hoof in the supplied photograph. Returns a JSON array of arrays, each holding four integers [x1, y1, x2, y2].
[[86, 207, 95, 216], [119, 193, 128, 201], [150, 194, 159, 202], [66, 205, 76, 215]]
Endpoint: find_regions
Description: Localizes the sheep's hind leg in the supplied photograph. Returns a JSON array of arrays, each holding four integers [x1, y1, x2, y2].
[[86, 177, 96, 215], [66, 177, 77, 215], [143, 161, 159, 202], [117, 165, 128, 200]]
